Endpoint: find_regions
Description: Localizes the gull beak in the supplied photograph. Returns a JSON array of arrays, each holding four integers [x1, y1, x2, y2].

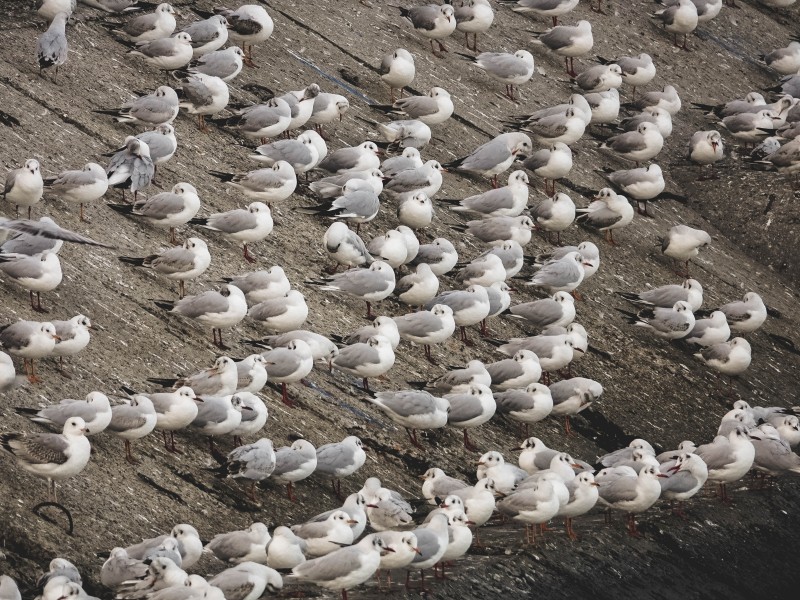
[[384, 547, 396, 553], [711, 141, 719, 151], [438, 502, 448, 508], [347, 519, 358, 525], [571, 463, 582, 469], [418, 474, 428, 480], [241, 406, 253, 411], [440, 167, 449, 173], [465, 519, 476, 525], [668, 465, 679, 473], [52, 335, 62, 341], [574, 347, 585, 354], [656, 473, 668, 478], [476, 460, 486, 466], [509, 447, 523, 452], [195, 397, 205, 403], [413, 546, 422, 554], [366, 504, 379, 509], [591, 482, 600, 487]]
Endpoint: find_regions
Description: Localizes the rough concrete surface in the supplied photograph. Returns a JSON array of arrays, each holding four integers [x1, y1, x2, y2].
[[1, 0, 800, 599]]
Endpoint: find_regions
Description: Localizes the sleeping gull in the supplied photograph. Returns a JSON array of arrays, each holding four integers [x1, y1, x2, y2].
[[214, 437, 275, 500], [617, 300, 696, 340]]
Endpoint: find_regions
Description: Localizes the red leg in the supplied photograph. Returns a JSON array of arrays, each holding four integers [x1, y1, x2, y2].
[[281, 383, 294, 408]]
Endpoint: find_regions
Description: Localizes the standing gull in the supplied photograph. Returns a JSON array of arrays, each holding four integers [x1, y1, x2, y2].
[[315, 436, 367, 499], [43, 162, 108, 222], [306, 261, 396, 319], [531, 19, 593, 77], [94, 86, 180, 125], [260, 339, 314, 407], [37, 11, 69, 79], [366, 390, 449, 449], [454, 0, 495, 51], [191, 202, 272, 263], [273, 438, 318, 501], [108, 182, 200, 245], [3, 160, 43, 219], [0, 251, 62, 313], [461, 50, 534, 100], [0, 321, 59, 383], [107, 396, 157, 463], [119, 237, 210, 299], [379, 48, 415, 102], [399, 4, 456, 54]]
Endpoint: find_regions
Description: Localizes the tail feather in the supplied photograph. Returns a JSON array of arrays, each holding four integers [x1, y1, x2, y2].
[[108, 203, 135, 215], [154, 300, 175, 312], [119, 256, 146, 266], [209, 170, 235, 182], [14, 407, 39, 417], [189, 217, 209, 226]]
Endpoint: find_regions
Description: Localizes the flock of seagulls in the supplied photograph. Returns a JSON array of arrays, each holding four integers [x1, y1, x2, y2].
[[2, 0, 800, 598]]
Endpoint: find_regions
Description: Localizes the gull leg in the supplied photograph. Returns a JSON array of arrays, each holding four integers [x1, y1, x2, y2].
[[243, 243, 257, 263], [281, 383, 294, 408], [564, 415, 573, 435], [463, 429, 479, 452], [124, 440, 140, 465]]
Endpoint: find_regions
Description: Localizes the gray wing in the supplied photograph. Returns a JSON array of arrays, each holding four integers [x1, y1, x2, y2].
[[494, 390, 534, 412], [207, 210, 257, 234], [0, 323, 35, 352], [316, 442, 355, 473], [108, 404, 148, 432], [394, 96, 439, 118], [38, 400, 97, 424], [599, 476, 639, 503], [429, 290, 476, 313], [182, 19, 223, 45], [180, 77, 214, 109], [638, 285, 684, 306], [373, 391, 437, 417], [487, 360, 523, 383], [659, 471, 698, 494], [700, 343, 732, 363], [193, 399, 230, 426], [532, 260, 581, 287], [478, 54, 531, 79], [122, 12, 159, 37], [255, 141, 313, 166], [151, 247, 196, 274], [262, 347, 299, 378], [5, 432, 70, 465], [394, 311, 440, 337], [510, 300, 561, 325], [647, 308, 691, 334], [235, 169, 288, 191], [206, 531, 251, 558], [129, 95, 176, 123], [330, 269, 389, 295], [135, 37, 181, 58], [719, 301, 751, 323], [173, 291, 228, 318], [461, 140, 511, 171], [0, 255, 45, 280], [0, 218, 113, 248], [407, 6, 440, 30], [581, 206, 623, 228], [608, 131, 647, 153], [695, 441, 734, 469], [532, 199, 555, 220], [47, 169, 99, 192], [333, 344, 379, 371], [273, 447, 310, 477], [446, 396, 484, 423], [318, 147, 360, 172], [292, 546, 363, 582], [248, 299, 289, 321], [331, 191, 379, 218], [522, 148, 553, 171], [540, 27, 578, 51], [135, 193, 185, 219]]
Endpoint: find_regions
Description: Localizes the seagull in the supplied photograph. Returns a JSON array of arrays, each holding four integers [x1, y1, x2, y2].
[[717, 292, 767, 333], [616, 278, 703, 311], [107, 396, 157, 463], [176, 46, 245, 82], [618, 300, 696, 340], [397, 191, 434, 230], [445, 383, 496, 451], [505, 291, 575, 329], [549, 377, 602, 434], [495, 383, 553, 436], [178, 15, 229, 58], [289, 535, 389, 600], [333, 316, 400, 350], [330, 335, 395, 391], [441, 170, 529, 216], [694, 427, 755, 501], [0, 251, 62, 312], [223, 266, 291, 304], [515, 107, 586, 145], [461, 50, 534, 100], [598, 53, 655, 98], [600, 121, 664, 164], [531, 19, 593, 77], [214, 438, 275, 500], [3, 159, 43, 219], [37, 11, 69, 79], [371, 87, 454, 126], [249, 131, 321, 175], [574, 63, 622, 93], [317, 141, 382, 173], [259, 339, 314, 407], [191, 202, 272, 263], [215, 4, 273, 65], [651, 0, 699, 50], [315, 436, 367, 499], [48, 314, 92, 376], [456, 215, 535, 246], [525, 251, 587, 294], [398, 4, 456, 54], [37, 0, 76, 22], [205, 524, 272, 567], [409, 238, 458, 275], [43, 163, 108, 222], [575, 188, 635, 245], [213, 98, 292, 142], [176, 73, 229, 131], [126, 32, 194, 71], [531, 192, 575, 244], [762, 40, 800, 75], [379, 48, 415, 102], [129, 386, 200, 453], [520, 142, 573, 194], [310, 94, 350, 136], [365, 390, 449, 448], [105, 138, 155, 201], [248, 289, 308, 333], [104, 3, 176, 42], [660, 224, 711, 275], [685, 311, 730, 347], [272, 438, 318, 501], [119, 237, 210, 299], [209, 161, 297, 206], [393, 304, 456, 364], [108, 182, 201, 245], [0, 417, 90, 502], [306, 261, 396, 319], [322, 222, 374, 271], [154, 284, 248, 348], [486, 350, 542, 391], [695, 337, 752, 377], [627, 84, 681, 115], [597, 465, 666, 536], [602, 163, 665, 214], [659, 452, 708, 513], [620, 106, 672, 137]]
